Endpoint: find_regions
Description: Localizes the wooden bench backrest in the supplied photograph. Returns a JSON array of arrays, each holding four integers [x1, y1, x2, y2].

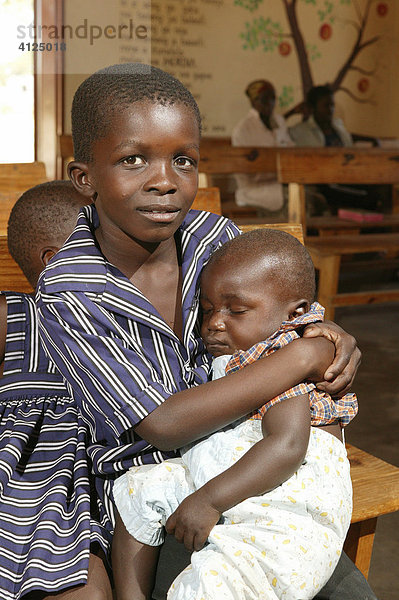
[[277, 148, 399, 230], [240, 222, 304, 244], [0, 236, 33, 294], [199, 142, 280, 174], [278, 148, 399, 185], [0, 162, 48, 236], [192, 187, 222, 214], [191, 189, 304, 246]]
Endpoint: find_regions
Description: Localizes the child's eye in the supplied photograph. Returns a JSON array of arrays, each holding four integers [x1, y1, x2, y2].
[[174, 156, 196, 168], [230, 309, 247, 315], [122, 155, 145, 166]]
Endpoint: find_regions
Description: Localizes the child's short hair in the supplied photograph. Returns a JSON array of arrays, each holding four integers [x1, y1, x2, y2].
[[8, 180, 88, 286], [72, 63, 202, 163], [205, 228, 316, 303]]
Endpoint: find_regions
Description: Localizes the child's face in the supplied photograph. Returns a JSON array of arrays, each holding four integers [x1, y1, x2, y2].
[[86, 100, 199, 246], [200, 259, 292, 356]]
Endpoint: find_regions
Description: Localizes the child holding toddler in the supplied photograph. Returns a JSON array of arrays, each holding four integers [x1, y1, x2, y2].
[[113, 228, 357, 599]]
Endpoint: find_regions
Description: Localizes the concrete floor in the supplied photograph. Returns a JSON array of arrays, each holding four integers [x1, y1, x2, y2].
[[335, 302, 399, 600]]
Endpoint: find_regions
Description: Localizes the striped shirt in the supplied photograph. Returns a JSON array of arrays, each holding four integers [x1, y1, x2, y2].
[[36, 205, 240, 476], [225, 302, 358, 426]]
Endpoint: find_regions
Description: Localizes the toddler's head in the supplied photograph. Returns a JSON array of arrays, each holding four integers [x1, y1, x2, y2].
[[200, 228, 315, 356]]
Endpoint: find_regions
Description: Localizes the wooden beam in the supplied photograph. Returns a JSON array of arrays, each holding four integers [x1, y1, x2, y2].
[[34, 0, 64, 180], [278, 148, 399, 185]]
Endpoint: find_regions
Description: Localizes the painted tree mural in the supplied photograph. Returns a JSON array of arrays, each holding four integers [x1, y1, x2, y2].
[[234, 0, 388, 116]]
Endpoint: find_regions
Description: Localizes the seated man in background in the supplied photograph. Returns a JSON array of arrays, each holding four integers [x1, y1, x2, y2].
[[289, 85, 387, 215], [231, 79, 293, 217], [288, 84, 353, 148]]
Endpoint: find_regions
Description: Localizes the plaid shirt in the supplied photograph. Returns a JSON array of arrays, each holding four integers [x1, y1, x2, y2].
[[225, 302, 358, 427]]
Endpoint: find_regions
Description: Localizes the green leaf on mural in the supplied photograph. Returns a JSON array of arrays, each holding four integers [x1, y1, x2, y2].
[[233, 0, 264, 12], [306, 43, 321, 61], [240, 17, 283, 52], [279, 85, 294, 109]]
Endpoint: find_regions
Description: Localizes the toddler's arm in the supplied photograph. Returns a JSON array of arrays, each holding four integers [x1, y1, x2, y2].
[[164, 337, 335, 551], [166, 393, 310, 551]]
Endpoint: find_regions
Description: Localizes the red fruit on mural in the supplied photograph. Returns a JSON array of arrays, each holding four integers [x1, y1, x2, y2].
[[319, 23, 332, 40], [377, 3, 388, 16], [278, 41, 291, 56], [358, 78, 370, 93]]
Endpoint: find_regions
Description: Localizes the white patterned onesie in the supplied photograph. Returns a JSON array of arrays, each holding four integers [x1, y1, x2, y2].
[[114, 355, 353, 600]]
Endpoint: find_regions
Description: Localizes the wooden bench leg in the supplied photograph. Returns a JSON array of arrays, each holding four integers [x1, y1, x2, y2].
[[288, 182, 306, 232], [309, 251, 341, 321], [343, 517, 378, 580]]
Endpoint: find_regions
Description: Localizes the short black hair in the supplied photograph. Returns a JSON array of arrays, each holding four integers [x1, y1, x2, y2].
[[306, 84, 334, 110], [204, 228, 316, 303], [71, 62, 202, 163], [8, 180, 89, 287]]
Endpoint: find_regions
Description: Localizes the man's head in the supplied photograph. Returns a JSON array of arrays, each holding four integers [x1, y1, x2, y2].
[[200, 229, 315, 356], [306, 85, 335, 125], [8, 180, 92, 288], [245, 79, 276, 122], [68, 63, 201, 250]]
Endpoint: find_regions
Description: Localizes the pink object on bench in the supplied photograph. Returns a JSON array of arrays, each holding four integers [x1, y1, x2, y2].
[[338, 208, 384, 223]]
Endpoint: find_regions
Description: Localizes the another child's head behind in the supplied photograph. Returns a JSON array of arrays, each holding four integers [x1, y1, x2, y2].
[[8, 180, 91, 288], [200, 228, 316, 357], [69, 63, 202, 250]]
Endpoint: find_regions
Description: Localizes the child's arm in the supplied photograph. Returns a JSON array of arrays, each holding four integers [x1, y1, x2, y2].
[[38, 292, 334, 450], [165, 393, 311, 552], [136, 336, 333, 450]]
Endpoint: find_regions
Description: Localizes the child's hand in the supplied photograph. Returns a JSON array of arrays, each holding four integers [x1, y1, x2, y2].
[[303, 320, 360, 396], [165, 487, 221, 552]]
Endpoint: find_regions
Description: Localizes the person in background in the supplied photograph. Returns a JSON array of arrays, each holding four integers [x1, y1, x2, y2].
[[288, 85, 385, 215], [231, 79, 294, 216], [288, 85, 353, 147], [0, 180, 113, 599]]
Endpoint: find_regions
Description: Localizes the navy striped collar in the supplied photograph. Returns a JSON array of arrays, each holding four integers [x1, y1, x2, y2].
[[40, 204, 230, 341]]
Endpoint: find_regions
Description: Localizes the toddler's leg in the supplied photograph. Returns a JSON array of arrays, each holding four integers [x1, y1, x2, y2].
[[113, 510, 160, 600]]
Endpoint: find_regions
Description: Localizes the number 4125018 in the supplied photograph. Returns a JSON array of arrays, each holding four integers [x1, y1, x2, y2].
[[19, 42, 66, 51]]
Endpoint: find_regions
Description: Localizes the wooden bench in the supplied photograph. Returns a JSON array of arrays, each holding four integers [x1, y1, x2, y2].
[[0, 236, 33, 294], [192, 187, 221, 214], [277, 149, 399, 319], [308, 214, 399, 236], [0, 162, 48, 236], [345, 444, 399, 579], [306, 232, 399, 319], [277, 148, 399, 233]]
